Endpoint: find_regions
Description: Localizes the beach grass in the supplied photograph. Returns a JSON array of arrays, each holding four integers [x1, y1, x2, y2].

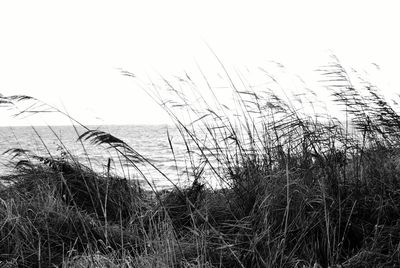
[[1, 60, 400, 267]]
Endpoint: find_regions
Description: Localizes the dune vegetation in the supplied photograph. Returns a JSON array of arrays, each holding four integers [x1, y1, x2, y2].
[[1, 60, 400, 267]]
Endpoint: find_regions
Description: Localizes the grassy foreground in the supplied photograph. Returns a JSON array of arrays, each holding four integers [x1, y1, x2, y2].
[[2, 62, 400, 267]]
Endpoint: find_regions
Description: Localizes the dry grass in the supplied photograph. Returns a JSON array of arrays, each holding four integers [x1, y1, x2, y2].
[[2, 59, 400, 267]]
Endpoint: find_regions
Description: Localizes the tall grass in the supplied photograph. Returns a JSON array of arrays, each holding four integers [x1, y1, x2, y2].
[[1, 58, 400, 267]]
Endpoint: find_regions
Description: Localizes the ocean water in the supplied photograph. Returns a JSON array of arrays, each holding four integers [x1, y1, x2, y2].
[[0, 125, 214, 189]]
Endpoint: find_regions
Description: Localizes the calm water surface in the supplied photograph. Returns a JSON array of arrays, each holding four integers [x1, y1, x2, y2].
[[0, 125, 217, 189]]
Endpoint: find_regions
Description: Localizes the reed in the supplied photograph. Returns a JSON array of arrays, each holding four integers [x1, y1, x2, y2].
[[1, 58, 400, 267]]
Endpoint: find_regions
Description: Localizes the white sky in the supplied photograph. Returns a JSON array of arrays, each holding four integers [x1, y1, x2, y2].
[[0, 0, 399, 126]]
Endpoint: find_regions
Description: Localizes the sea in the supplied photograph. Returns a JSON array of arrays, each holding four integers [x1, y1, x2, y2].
[[0, 125, 217, 189]]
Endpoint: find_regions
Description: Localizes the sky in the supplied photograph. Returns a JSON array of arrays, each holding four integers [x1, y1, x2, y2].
[[0, 1, 399, 126]]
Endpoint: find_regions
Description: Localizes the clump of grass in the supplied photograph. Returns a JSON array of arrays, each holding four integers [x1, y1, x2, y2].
[[3, 150, 143, 223], [0, 155, 147, 267], [134, 58, 400, 267]]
